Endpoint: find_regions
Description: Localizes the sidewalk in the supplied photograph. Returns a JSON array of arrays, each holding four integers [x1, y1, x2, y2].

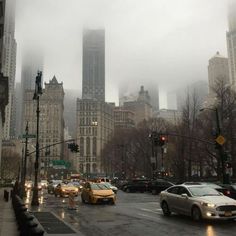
[[0, 188, 19, 236]]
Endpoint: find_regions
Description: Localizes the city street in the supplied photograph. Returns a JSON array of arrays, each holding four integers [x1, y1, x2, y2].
[[26, 190, 236, 236]]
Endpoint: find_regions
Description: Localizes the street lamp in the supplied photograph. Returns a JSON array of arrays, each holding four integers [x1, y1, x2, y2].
[[149, 131, 158, 179], [31, 71, 43, 206], [200, 107, 229, 184]]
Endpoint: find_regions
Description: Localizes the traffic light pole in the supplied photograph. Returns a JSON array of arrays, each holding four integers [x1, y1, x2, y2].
[[161, 147, 164, 178]]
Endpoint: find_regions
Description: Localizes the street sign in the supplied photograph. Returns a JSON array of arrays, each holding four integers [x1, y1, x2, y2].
[[215, 135, 226, 145], [22, 134, 36, 138]]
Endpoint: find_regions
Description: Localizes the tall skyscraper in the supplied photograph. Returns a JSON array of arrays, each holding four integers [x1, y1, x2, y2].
[[2, 0, 17, 140], [77, 29, 115, 175], [208, 52, 230, 95], [82, 29, 105, 101], [227, 1, 236, 87], [0, 0, 8, 179]]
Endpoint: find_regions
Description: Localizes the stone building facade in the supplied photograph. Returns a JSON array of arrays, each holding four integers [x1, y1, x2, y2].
[[76, 99, 114, 175], [23, 76, 65, 173]]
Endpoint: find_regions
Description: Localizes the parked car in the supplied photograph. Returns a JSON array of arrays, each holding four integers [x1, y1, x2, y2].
[[148, 179, 174, 195], [219, 184, 236, 200], [54, 183, 79, 197], [123, 180, 149, 193], [81, 182, 116, 204], [160, 184, 236, 221]]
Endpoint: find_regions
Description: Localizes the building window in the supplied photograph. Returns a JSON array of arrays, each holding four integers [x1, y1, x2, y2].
[[86, 137, 90, 155], [92, 137, 97, 156], [92, 163, 97, 173], [86, 163, 90, 173], [80, 137, 84, 156]]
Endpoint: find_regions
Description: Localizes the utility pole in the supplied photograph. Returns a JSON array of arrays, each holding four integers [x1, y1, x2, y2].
[[200, 107, 229, 184], [215, 108, 229, 184], [21, 122, 29, 197]]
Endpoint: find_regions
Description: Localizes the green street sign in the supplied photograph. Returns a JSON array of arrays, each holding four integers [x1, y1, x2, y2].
[[22, 134, 36, 138]]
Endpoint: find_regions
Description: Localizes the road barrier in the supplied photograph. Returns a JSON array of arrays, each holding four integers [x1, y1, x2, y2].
[[11, 191, 45, 236]]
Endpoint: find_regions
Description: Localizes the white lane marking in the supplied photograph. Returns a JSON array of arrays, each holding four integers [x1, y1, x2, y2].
[[140, 208, 162, 213], [137, 213, 158, 220]]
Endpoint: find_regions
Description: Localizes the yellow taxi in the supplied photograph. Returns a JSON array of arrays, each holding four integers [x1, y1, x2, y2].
[[54, 183, 79, 197], [81, 182, 116, 204]]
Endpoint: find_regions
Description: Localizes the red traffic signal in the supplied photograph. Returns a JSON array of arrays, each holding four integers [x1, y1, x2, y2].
[[159, 136, 167, 146]]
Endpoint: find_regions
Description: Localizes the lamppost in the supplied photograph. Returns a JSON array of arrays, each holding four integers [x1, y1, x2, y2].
[[31, 71, 43, 206], [200, 107, 229, 184], [20, 122, 29, 198], [149, 131, 158, 179]]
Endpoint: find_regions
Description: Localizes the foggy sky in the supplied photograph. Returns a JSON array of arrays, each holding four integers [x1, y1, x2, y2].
[[15, 0, 229, 107]]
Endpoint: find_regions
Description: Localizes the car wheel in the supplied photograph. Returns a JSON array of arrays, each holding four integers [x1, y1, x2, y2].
[[161, 201, 171, 216], [192, 206, 202, 221]]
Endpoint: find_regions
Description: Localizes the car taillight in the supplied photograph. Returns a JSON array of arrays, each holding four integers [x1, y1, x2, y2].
[[226, 190, 231, 195]]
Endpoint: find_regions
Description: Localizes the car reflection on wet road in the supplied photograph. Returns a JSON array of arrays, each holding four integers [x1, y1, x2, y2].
[[26, 189, 236, 236]]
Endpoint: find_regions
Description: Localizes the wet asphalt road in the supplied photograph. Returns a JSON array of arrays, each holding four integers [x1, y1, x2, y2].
[[27, 190, 236, 236]]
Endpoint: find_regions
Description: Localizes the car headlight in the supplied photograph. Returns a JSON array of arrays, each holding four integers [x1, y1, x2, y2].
[[202, 202, 216, 208]]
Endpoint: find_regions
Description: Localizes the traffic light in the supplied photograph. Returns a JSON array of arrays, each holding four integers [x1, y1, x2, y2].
[[68, 143, 79, 153], [159, 136, 166, 146]]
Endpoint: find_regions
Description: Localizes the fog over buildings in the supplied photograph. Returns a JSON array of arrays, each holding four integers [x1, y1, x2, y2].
[[14, 0, 232, 107]]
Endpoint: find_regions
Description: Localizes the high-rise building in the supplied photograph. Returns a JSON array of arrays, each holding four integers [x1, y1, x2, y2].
[[23, 76, 65, 175], [64, 89, 81, 138], [2, 0, 17, 140], [82, 29, 105, 102], [77, 29, 115, 175], [145, 83, 159, 114], [0, 0, 8, 178], [167, 81, 208, 111], [208, 52, 230, 95], [123, 86, 152, 126], [227, 1, 236, 87]]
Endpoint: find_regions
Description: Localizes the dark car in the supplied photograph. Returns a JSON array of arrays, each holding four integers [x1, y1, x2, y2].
[[219, 184, 236, 200], [148, 179, 174, 195], [123, 180, 149, 193]]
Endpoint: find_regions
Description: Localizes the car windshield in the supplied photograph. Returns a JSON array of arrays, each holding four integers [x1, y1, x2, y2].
[[91, 183, 110, 190], [188, 186, 221, 196], [103, 182, 112, 188]]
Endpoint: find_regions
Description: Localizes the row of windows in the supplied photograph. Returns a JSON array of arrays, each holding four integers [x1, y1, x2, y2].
[[80, 137, 97, 156], [79, 127, 97, 136]]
